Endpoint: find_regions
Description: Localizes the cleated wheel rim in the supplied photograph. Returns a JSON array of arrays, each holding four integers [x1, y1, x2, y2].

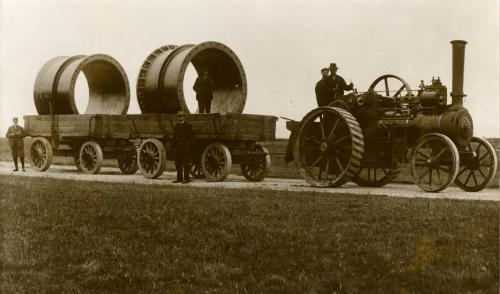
[[79, 141, 103, 174], [352, 158, 404, 187], [118, 148, 139, 175], [189, 159, 205, 179], [241, 145, 271, 182], [201, 143, 232, 182], [455, 137, 498, 192], [30, 137, 53, 172], [410, 133, 459, 192], [138, 138, 166, 179], [293, 106, 364, 187]]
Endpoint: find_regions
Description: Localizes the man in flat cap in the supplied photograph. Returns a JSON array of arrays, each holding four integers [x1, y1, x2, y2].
[[173, 113, 195, 183], [315, 68, 331, 106], [193, 66, 216, 113], [5, 117, 26, 171], [325, 63, 354, 103]]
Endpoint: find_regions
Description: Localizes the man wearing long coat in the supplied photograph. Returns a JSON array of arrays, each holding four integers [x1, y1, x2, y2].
[[173, 114, 195, 183]]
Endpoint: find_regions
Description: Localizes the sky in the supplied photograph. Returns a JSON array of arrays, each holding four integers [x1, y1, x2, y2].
[[0, 0, 498, 138]]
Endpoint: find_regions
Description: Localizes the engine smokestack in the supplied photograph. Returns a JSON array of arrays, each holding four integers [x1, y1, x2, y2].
[[450, 40, 467, 107]]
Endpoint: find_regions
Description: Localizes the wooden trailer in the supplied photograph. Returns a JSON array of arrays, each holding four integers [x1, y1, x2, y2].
[[24, 113, 277, 182]]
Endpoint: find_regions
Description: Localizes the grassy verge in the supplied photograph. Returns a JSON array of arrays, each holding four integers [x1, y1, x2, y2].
[[0, 176, 498, 293]]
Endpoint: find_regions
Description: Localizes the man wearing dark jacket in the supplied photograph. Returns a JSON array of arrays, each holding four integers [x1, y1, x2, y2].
[[193, 67, 216, 113], [6, 117, 26, 171], [315, 68, 331, 106], [173, 113, 195, 183], [326, 63, 354, 101]]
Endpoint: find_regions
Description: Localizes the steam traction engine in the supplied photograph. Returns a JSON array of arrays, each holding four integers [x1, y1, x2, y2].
[[286, 40, 497, 192]]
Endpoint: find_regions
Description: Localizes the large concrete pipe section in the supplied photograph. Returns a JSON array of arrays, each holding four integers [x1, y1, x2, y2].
[[137, 41, 247, 114], [34, 54, 130, 114]]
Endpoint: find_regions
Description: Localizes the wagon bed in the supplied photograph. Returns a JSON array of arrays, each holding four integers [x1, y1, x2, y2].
[[24, 113, 277, 181]]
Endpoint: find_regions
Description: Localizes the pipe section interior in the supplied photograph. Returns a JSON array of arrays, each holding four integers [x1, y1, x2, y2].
[[137, 41, 247, 114], [34, 54, 130, 115]]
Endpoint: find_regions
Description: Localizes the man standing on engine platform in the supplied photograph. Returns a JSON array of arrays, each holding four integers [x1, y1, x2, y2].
[[326, 63, 354, 102], [173, 113, 195, 184], [6, 117, 26, 172], [315, 68, 331, 106], [193, 66, 216, 113]]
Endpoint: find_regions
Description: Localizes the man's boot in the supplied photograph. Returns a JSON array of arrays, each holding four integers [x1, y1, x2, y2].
[[21, 157, 25, 171], [13, 158, 18, 171]]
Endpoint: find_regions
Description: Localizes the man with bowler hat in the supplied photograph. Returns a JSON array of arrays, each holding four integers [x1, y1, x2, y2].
[[172, 113, 195, 183], [6, 117, 26, 171], [326, 63, 354, 102], [193, 66, 216, 113]]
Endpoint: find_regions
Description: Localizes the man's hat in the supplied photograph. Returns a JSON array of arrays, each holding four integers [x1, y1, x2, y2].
[[321, 68, 329, 72], [329, 63, 339, 70]]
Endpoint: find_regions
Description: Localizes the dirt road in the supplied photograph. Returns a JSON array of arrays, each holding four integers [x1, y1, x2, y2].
[[1, 161, 498, 201]]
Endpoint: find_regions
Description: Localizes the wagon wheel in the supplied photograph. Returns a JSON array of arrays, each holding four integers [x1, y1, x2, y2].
[[410, 133, 459, 192], [201, 143, 232, 182], [368, 74, 413, 98], [29, 137, 53, 172], [293, 106, 364, 187], [138, 138, 166, 179], [117, 148, 139, 175], [352, 158, 404, 187], [73, 155, 82, 171], [189, 160, 205, 179], [79, 141, 103, 174], [455, 137, 498, 192], [241, 145, 271, 182]]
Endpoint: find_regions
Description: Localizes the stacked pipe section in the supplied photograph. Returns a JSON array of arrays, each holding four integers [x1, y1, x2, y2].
[[136, 41, 247, 114], [34, 54, 130, 114]]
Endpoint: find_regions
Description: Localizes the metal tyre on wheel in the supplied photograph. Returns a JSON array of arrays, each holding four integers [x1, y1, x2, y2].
[[410, 133, 459, 192], [79, 141, 103, 174], [455, 137, 498, 192], [241, 145, 271, 182], [118, 149, 139, 175], [293, 106, 364, 187], [201, 143, 232, 182], [138, 138, 166, 179], [30, 137, 53, 172]]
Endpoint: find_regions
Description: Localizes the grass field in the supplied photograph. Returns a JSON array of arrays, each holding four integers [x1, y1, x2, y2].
[[1, 176, 498, 293]]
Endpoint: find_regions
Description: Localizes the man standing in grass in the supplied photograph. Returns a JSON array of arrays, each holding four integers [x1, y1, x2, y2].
[[173, 113, 195, 184], [6, 117, 26, 172]]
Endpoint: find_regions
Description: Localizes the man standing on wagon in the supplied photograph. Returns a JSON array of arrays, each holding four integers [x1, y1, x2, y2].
[[173, 113, 195, 184], [5, 117, 26, 172], [193, 66, 216, 113]]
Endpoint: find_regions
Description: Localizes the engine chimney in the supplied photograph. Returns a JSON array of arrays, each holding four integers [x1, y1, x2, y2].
[[450, 40, 467, 107]]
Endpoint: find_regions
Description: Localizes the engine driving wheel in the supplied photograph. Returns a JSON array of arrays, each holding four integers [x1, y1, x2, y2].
[[410, 133, 459, 192], [201, 143, 232, 182], [79, 141, 103, 174], [455, 137, 498, 192], [352, 158, 404, 187], [138, 138, 166, 179], [240, 144, 271, 182], [29, 137, 53, 172], [293, 106, 364, 187]]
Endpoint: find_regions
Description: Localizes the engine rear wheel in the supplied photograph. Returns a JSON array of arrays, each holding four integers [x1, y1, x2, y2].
[[455, 137, 498, 192], [293, 106, 364, 187]]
